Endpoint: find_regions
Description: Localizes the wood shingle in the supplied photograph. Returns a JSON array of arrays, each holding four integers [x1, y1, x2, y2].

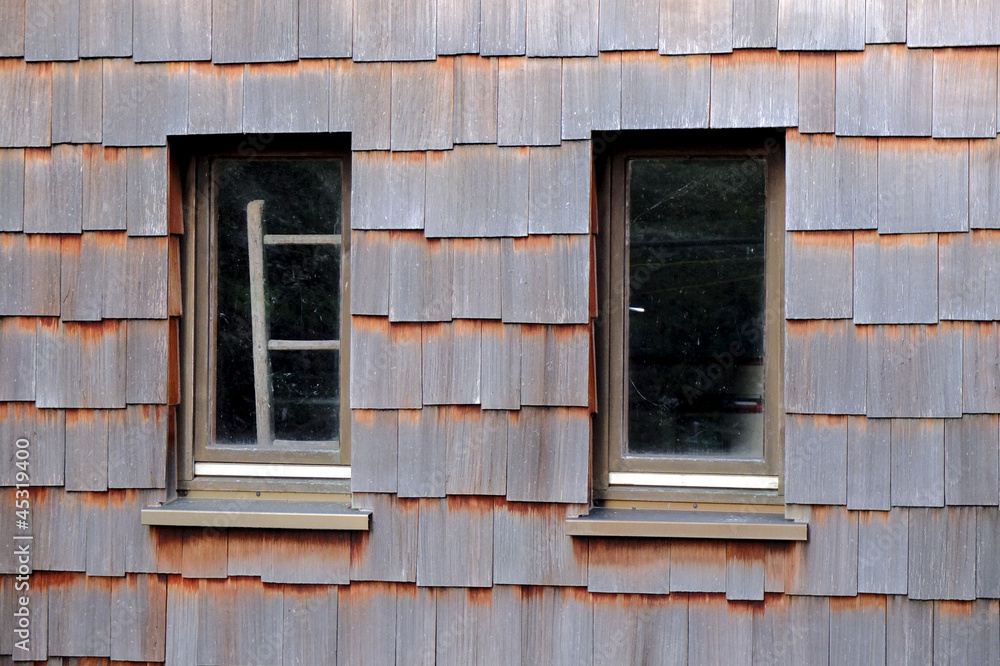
[[0, 403, 66, 487], [886, 596, 933, 666], [354, 0, 436, 62], [83, 145, 126, 231], [528, 140, 591, 235], [435, 586, 521, 665], [944, 414, 1000, 506], [506, 407, 589, 503], [940, 230, 1000, 320], [47, 575, 111, 657], [350, 409, 398, 493], [350, 230, 391, 316], [480, 0, 526, 55], [0, 234, 61, 316], [102, 60, 188, 147], [481, 321, 522, 410], [865, 0, 906, 43], [593, 594, 687, 666], [23, 145, 83, 234], [784, 231, 853, 320], [890, 418, 945, 507], [65, 409, 110, 492], [597, 0, 658, 50], [196, 579, 285, 665], [785, 414, 848, 505], [133, 0, 211, 62], [108, 405, 167, 488], [847, 416, 892, 511], [187, 62, 244, 135], [51, 60, 103, 144], [0, 317, 36, 401], [777, 0, 864, 51], [125, 147, 168, 236], [0, 60, 51, 147], [298, 0, 353, 58], [497, 57, 562, 146], [330, 60, 391, 150], [436, 0, 480, 54], [243, 61, 330, 134], [877, 138, 969, 234], [933, 600, 1000, 664], [977, 507, 1000, 597], [493, 501, 588, 586], [561, 53, 622, 140], [349, 316, 422, 409], [24, 0, 80, 61], [350, 494, 418, 582], [857, 509, 908, 594], [853, 231, 938, 324], [453, 55, 498, 144], [836, 45, 933, 136], [786, 506, 859, 597], [416, 496, 494, 587], [909, 507, 977, 600], [338, 583, 398, 664], [710, 50, 797, 128], [451, 238, 502, 319], [0, 0, 24, 57], [282, 585, 339, 666], [689, 596, 752, 665], [397, 407, 448, 498], [0, 149, 24, 231], [352, 151, 426, 230], [390, 59, 454, 152], [785, 320, 868, 415], [501, 235, 590, 324], [866, 324, 963, 418], [388, 232, 453, 322], [422, 320, 482, 405], [520, 324, 590, 407], [36, 320, 126, 409], [659, 0, 733, 55], [733, 0, 778, 48], [829, 596, 888, 666], [395, 585, 437, 665], [444, 406, 508, 496], [797, 53, 836, 133], [526, 0, 598, 57], [125, 319, 169, 404], [785, 132, 878, 231], [670, 542, 726, 593], [963, 322, 1000, 413], [908, 0, 1000, 47], [261, 531, 350, 584], [726, 543, 766, 601], [932, 47, 999, 138], [212, 0, 298, 63], [111, 574, 167, 662], [621, 51, 710, 129], [79, 0, 132, 57], [518, 587, 594, 666], [587, 538, 670, 594]]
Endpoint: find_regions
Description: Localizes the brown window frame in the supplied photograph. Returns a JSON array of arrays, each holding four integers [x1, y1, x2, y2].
[[593, 130, 785, 504], [174, 137, 352, 491]]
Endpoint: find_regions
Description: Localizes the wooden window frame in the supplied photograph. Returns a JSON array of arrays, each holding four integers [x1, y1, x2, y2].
[[174, 138, 352, 492], [593, 130, 785, 504]]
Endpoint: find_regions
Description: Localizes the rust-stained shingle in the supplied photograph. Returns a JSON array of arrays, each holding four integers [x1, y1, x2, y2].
[[829, 596, 887, 666], [299, 0, 352, 57], [908, 507, 977, 600], [24, 0, 80, 61], [80, 0, 133, 57], [785, 231, 853, 319], [797, 53, 835, 132], [847, 416, 891, 510], [338, 582, 397, 665], [497, 57, 562, 146], [785, 320, 867, 415], [108, 405, 167, 488], [659, 0, 732, 55], [445, 406, 508, 495], [331, 60, 391, 149], [786, 505, 859, 596], [397, 407, 447, 498], [493, 501, 588, 586], [0, 148, 24, 231], [877, 138, 969, 234], [102, 60, 188, 146], [857, 509, 908, 594], [0, 60, 51, 147], [528, 140, 591, 234], [24, 145, 83, 234], [933, 600, 1000, 663], [36, 319, 126, 409], [785, 131, 877, 230], [519, 587, 594, 666], [866, 324, 963, 418], [597, 0, 658, 50], [51, 60, 103, 144], [164, 576, 199, 664], [396, 585, 438, 664], [452, 238, 503, 318], [480, 0, 527, 56], [350, 409, 398, 493], [34, 488, 88, 571], [689, 595, 752, 664], [593, 594, 687, 666], [777, 0, 864, 50], [388, 232, 453, 321], [506, 407, 589, 503], [47, 574, 111, 657], [187, 62, 244, 134], [212, 0, 298, 63], [425, 144, 529, 237], [197, 578, 285, 664], [350, 494, 418, 582], [785, 414, 848, 505], [932, 47, 999, 138], [670, 542, 726, 593], [133, 0, 212, 62], [351, 230, 391, 316], [180, 527, 228, 579], [416, 496, 494, 587], [0, 317, 35, 401], [836, 45, 933, 136], [261, 531, 350, 584], [453, 55, 499, 144], [526, 0, 598, 57], [561, 52, 622, 140], [390, 59, 455, 151], [853, 231, 938, 324], [588, 538, 670, 594], [501, 235, 589, 324], [282, 585, 339, 666], [111, 574, 167, 661], [710, 50, 798, 128], [436, 586, 521, 664], [520, 324, 590, 407], [422, 320, 482, 405], [83, 145, 126, 231], [886, 596, 933, 664], [0, 402, 65, 486], [944, 414, 1000, 506], [621, 51, 710, 129], [349, 316, 422, 409], [65, 409, 110, 492], [978, 508, 1000, 597], [243, 61, 330, 134]]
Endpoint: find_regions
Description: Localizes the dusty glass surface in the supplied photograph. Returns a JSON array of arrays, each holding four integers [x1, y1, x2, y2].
[[213, 159, 342, 445], [627, 157, 767, 459]]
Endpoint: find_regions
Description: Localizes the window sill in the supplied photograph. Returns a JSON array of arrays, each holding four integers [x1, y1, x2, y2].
[[140, 496, 370, 531], [565, 507, 807, 541]]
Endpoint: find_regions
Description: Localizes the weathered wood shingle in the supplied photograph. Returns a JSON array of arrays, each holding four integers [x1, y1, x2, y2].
[[786, 505, 859, 596], [977, 507, 1000, 597], [689, 596, 752, 663], [133, 0, 211, 62], [659, 0, 732, 54], [908, 507, 977, 600], [621, 51, 710, 129], [435, 587, 521, 665], [593, 594, 687, 665], [785, 231, 853, 319], [493, 501, 588, 585], [853, 231, 938, 324], [0, 403, 66, 486], [964, 322, 1000, 413], [282, 585, 339, 666], [436, 0, 480, 54], [352, 151, 426, 230], [47, 574, 111, 656], [520, 325, 590, 407], [0, 317, 35, 401], [480, 0, 526, 55], [108, 405, 167, 488], [102, 60, 188, 146], [65, 409, 110, 492], [528, 141, 591, 234], [425, 145, 529, 237], [506, 407, 589, 503], [422, 320, 482, 405], [785, 320, 868, 415], [244, 62, 330, 134], [934, 600, 1000, 664], [526, 0, 598, 56], [388, 232, 453, 321], [390, 59, 454, 151], [497, 57, 562, 146], [670, 542, 726, 593], [187, 63, 244, 134], [877, 138, 969, 234], [519, 587, 594, 666], [125, 147, 168, 236], [785, 415, 848, 505], [501, 235, 590, 324], [847, 416, 891, 511], [597, 0, 658, 50], [858, 509, 908, 594], [777, 0, 864, 50], [445, 406, 508, 496], [23, 145, 83, 234], [829, 596, 887, 666], [349, 317, 422, 409], [797, 53, 836, 133], [940, 230, 1000, 320], [785, 132, 877, 230], [453, 55, 499, 144], [890, 418, 945, 507], [197, 579, 285, 664], [24, 0, 80, 61], [0, 234, 61, 316], [350, 410, 398, 493], [51, 60, 103, 144], [83, 145, 126, 230], [212, 0, 298, 63], [125, 319, 169, 404], [111, 574, 167, 662], [350, 494, 418, 582], [481, 321, 522, 410], [0, 149, 24, 231], [836, 45, 933, 136], [261, 531, 350, 584], [866, 0, 906, 43], [866, 324, 963, 418], [587, 539, 669, 594], [330, 60, 391, 150], [908, 0, 1000, 47], [397, 407, 448, 498], [944, 414, 1000, 506], [416, 496, 493, 587], [350, 230, 391, 316], [710, 51, 798, 128], [353, 0, 436, 61], [932, 48, 999, 138], [79, 0, 132, 57], [452, 238, 502, 319], [561, 53, 622, 140], [299, 0, 353, 58], [0, 60, 51, 148], [0, 0, 24, 57]]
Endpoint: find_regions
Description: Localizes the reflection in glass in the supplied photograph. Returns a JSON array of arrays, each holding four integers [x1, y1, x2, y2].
[[627, 158, 767, 459], [270, 351, 340, 442]]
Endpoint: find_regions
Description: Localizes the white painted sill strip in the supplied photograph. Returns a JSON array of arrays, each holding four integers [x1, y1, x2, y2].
[[609, 472, 780, 491], [193, 462, 352, 480]]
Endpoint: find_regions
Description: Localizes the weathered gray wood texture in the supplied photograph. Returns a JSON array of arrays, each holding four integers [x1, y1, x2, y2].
[[853, 231, 939, 324]]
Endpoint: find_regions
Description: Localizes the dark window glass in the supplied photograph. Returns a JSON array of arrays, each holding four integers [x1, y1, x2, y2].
[[627, 158, 767, 459], [214, 159, 342, 445]]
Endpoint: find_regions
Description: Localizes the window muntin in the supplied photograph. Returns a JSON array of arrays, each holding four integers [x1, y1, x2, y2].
[[598, 136, 784, 498], [191, 155, 350, 469], [626, 157, 767, 460]]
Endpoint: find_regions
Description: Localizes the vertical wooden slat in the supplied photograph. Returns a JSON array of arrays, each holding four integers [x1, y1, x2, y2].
[[785, 231, 853, 320], [85, 491, 126, 576], [939, 230, 1000, 320], [853, 231, 938, 324], [689, 595, 752, 665], [337, 583, 397, 665], [506, 407, 590, 503], [47, 574, 111, 657], [298, 0, 353, 58], [261, 531, 350, 584], [777, 0, 864, 50], [196, 578, 284, 665], [164, 577, 199, 666], [0, 61, 51, 147], [867, 324, 963, 418], [0, 235, 61, 316], [593, 594, 687, 666], [497, 57, 562, 146], [79, 0, 132, 57], [0, 0, 25, 57], [786, 506, 859, 596], [187, 62, 244, 135], [733, 0, 778, 48], [525, 0, 599, 56], [453, 55, 499, 144], [865, 0, 906, 43], [963, 322, 1000, 413], [890, 418, 945, 507], [726, 543, 766, 601], [908, 507, 977, 600], [23, 145, 83, 233], [330, 60, 391, 150], [785, 131, 878, 230], [933, 600, 1000, 664], [351, 151, 426, 230], [527, 140, 591, 234], [659, 0, 733, 55], [480, 0, 527, 56], [125, 319, 169, 404], [83, 145, 127, 231], [830, 596, 887, 666], [518, 587, 594, 666], [351, 230, 391, 316], [390, 59, 455, 151], [621, 51, 710, 129], [445, 406, 508, 495], [835, 45, 933, 136], [0, 403, 66, 487], [24, 0, 80, 61], [877, 138, 969, 233], [519, 324, 590, 407], [0, 148, 24, 231], [397, 407, 448, 498], [132, 0, 212, 62], [785, 320, 868, 415], [932, 47, 999, 138], [350, 317, 422, 409], [493, 501, 588, 585], [907, 0, 1000, 47], [245, 200, 273, 446], [451, 238, 502, 319], [350, 409, 398, 493], [282, 586, 338, 666], [65, 409, 110, 492], [416, 496, 494, 587], [36, 320, 127, 409], [212, 0, 298, 63], [102, 60, 188, 146], [33, 489, 86, 570], [107, 405, 167, 488], [51, 60, 102, 144], [944, 414, 1000, 505], [858, 509, 908, 594], [436, 587, 522, 665]]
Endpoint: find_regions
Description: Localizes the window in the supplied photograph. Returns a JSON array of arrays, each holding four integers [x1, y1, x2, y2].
[[595, 132, 784, 503], [179, 141, 351, 489]]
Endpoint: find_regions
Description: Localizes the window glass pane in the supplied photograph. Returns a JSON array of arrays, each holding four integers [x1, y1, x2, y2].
[[627, 157, 767, 459], [265, 244, 341, 341], [270, 350, 340, 443]]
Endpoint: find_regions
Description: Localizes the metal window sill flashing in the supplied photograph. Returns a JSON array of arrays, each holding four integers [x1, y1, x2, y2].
[[140, 496, 370, 531], [565, 507, 808, 541]]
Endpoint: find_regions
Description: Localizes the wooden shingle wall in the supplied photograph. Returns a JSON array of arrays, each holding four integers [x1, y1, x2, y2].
[[2, 1, 1000, 663]]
